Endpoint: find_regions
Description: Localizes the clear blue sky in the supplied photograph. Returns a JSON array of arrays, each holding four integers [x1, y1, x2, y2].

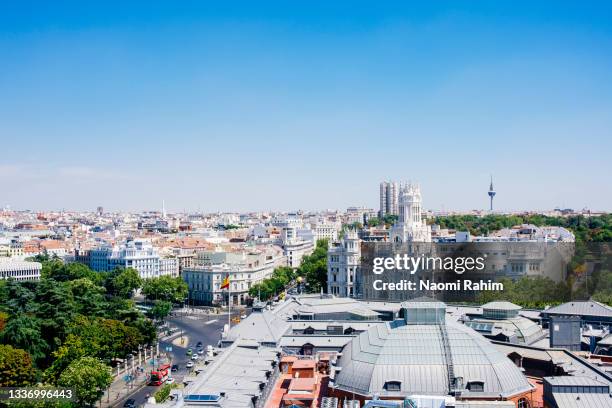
[[1, 1, 611, 212]]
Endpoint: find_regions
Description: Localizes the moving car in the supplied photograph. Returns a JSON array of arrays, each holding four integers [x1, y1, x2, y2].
[[171, 364, 179, 372], [196, 341, 203, 348]]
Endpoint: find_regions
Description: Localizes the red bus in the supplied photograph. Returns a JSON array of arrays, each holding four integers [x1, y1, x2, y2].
[[149, 364, 171, 386]]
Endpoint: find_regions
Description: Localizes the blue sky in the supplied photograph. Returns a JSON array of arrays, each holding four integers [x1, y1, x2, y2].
[[1, 1, 611, 212]]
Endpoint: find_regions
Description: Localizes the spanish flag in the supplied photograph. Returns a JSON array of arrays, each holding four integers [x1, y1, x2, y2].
[[220, 275, 230, 290]]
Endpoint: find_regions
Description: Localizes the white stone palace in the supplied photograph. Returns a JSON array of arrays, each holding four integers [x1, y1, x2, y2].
[[389, 183, 432, 243]]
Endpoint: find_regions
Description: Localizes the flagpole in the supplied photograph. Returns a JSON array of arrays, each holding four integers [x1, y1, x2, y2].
[[227, 274, 231, 333]]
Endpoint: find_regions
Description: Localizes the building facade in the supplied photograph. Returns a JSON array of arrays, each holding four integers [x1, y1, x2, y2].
[[89, 239, 179, 279], [281, 226, 314, 268], [379, 181, 399, 218], [182, 247, 286, 305], [0, 260, 41, 281], [327, 230, 360, 297], [389, 183, 432, 243], [312, 220, 339, 242]]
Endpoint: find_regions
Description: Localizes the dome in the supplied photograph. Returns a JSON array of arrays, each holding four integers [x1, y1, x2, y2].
[[334, 318, 533, 399]]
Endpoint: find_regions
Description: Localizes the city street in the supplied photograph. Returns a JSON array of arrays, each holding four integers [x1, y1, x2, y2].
[[111, 313, 229, 407]]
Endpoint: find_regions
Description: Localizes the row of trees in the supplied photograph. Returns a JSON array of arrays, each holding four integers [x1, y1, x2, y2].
[[248, 266, 296, 301], [475, 267, 612, 309], [247, 239, 329, 300], [433, 214, 612, 243], [0, 259, 186, 406], [433, 214, 612, 307]]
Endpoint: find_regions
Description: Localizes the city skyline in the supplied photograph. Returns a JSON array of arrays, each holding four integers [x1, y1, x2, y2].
[[1, 2, 611, 212]]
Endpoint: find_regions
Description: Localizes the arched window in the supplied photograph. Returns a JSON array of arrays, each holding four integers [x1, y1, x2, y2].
[[517, 398, 530, 408], [301, 343, 314, 356], [303, 326, 315, 335]]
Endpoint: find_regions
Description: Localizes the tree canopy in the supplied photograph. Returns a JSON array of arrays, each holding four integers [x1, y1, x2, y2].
[[248, 266, 296, 301], [57, 357, 112, 407], [0, 259, 158, 398], [299, 239, 329, 293], [0, 344, 36, 386], [142, 275, 188, 303]]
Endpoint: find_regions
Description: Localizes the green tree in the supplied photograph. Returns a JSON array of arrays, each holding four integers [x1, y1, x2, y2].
[[57, 357, 112, 407], [0, 311, 8, 332], [142, 276, 188, 303], [34, 279, 75, 356], [0, 314, 48, 362], [68, 278, 106, 316], [68, 316, 144, 362], [0, 344, 37, 386], [299, 239, 329, 293], [367, 217, 380, 227], [149, 300, 172, 321], [382, 214, 399, 226], [43, 334, 87, 384], [43, 261, 102, 285], [0, 280, 35, 314], [108, 268, 142, 298]]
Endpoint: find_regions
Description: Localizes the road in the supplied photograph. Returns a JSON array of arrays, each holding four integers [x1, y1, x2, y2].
[[112, 313, 230, 407]]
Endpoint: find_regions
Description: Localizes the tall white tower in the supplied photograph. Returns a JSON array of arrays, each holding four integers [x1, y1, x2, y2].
[[390, 183, 431, 243]]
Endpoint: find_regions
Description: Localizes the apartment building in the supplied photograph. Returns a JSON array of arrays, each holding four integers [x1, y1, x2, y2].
[[281, 226, 314, 268], [327, 230, 360, 297], [182, 246, 286, 306], [89, 239, 179, 279]]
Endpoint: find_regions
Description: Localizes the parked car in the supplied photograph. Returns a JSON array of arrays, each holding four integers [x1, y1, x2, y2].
[[196, 341, 203, 348], [186, 348, 192, 356], [123, 399, 136, 408], [191, 354, 199, 360], [171, 364, 179, 372], [166, 377, 175, 384], [186, 361, 194, 368]]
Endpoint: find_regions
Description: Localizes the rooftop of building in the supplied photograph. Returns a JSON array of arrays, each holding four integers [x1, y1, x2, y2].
[[333, 315, 533, 398], [481, 301, 522, 311], [464, 315, 545, 345], [543, 300, 612, 318], [223, 306, 290, 345], [180, 340, 279, 408]]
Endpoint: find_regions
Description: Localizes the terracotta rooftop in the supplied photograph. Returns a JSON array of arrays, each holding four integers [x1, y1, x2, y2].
[[292, 360, 316, 369], [290, 377, 317, 392]]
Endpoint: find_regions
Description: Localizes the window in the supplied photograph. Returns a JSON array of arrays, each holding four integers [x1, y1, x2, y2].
[[466, 381, 484, 392], [384, 381, 401, 392], [517, 398, 530, 408]]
